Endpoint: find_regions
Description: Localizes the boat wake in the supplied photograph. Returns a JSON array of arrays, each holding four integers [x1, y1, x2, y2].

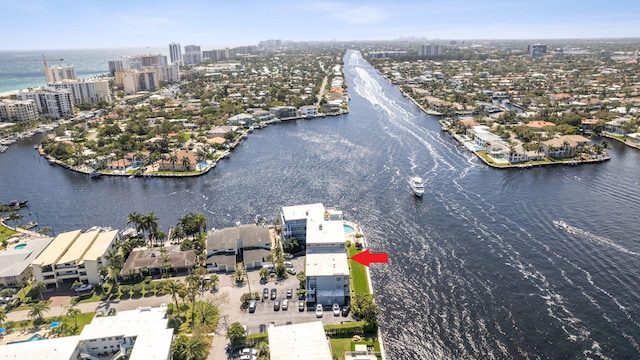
[[554, 220, 640, 256]]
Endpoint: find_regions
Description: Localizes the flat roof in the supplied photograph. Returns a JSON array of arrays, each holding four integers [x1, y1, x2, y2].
[[268, 321, 332, 360], [281, 203, 325, 222], [0, 306, 172, 360], [306, 253, 349, 277], [32, 230, 81, 266], [81, 230, 118, 263], [57, 230, 99, 265], [306, 215, 344, 245]]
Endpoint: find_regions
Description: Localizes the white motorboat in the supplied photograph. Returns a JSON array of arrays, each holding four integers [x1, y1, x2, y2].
[[410, 176, 425, 197]]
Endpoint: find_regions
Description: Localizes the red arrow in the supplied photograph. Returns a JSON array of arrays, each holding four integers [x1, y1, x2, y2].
[[351, 250, 388, 267]]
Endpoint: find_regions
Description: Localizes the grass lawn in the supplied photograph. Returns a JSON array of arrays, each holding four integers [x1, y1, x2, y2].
[[347, 246, 370, 294], [330, 337, 354, 360], [0, 223, 18, 244]]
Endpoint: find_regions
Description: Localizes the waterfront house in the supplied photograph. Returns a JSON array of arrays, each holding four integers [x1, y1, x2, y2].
[[299, 105, 319, 116], [605, 117, 632, 135], [227, 113, 254, 126], [269, 106, 297, 119], [205, 224, 271, 272], [120, 245, 195, 278], [542, 135, 591, 158], [581, 119, 600, 134], [157, 149, 197, 172], [207, 125, 239, 139], [31, 229, 119, 288], [526, 120, 556, 132], [280, 203, 325, 243], [0, 238, 51, 288]]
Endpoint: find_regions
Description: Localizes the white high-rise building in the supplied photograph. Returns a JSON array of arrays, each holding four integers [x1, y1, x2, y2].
[[169, 42, 182, 65], [46, 64, 78, 82], [0, 99, 39, 122], [49, 79, 112, 105], [184, 45, 202, 65], [418, 44, 445, 57], [16, 87, 74, 119]]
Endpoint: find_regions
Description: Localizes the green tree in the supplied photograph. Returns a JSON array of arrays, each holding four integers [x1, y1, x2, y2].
[[172, 333, 209, 360], [28, 301, 50, 321], [126, 212, 144, 236], [141, 212, 159, 247], [0, 307, 6, 327], [227, 321, 247, 346], [259, 267, 269, 282], [66, 306, 81, 329], [351, 293, 379, 324], [31, 281, 47, 300], [105, 249, 124, 288]]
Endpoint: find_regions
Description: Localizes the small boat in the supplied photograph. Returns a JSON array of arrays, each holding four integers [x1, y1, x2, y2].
[[4, 199, 28, 209], [553, 220, 568, 229], [89, 171, 102, 178], [410, 176, 425, 197]]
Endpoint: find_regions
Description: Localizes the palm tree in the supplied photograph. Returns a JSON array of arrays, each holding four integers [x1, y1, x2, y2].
[[126, 212, 144, 236], [104, 250, 124, 288], [28, 301, 50, 321], [169, 153, 178, 172], [180, 156, 192, 172], [141, 212, 159, 247], [7, 211, 23, 229], [0, 307, 6, 327], [162, 280, 185, 315], [193, 213, 207, 235], [31, 281, 47, 300], [66, 306, 81, 329]]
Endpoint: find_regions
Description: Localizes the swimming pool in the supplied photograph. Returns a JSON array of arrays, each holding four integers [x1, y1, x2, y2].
[[14, 244, 27, 250], [7, 334, 47, 344], [343, 224, 356, 234]]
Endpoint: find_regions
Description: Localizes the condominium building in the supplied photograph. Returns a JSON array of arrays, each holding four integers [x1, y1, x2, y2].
[[528, 44, 547, 57], [108, 58, 132, 76], [30, 229, 119, 288], [16, 87, 74, 119], [0, 99, 39, 122], [205, 224, 272, 272], [184, 44, 202, 65], [0, 238, 52, 288], [418, 44, 445, 57], [48, 79, 112, 105], [169, 42, 183, 65], [1, 306, 173, 360], [46, 64, 78, 82], [281, 203, 350, 306]]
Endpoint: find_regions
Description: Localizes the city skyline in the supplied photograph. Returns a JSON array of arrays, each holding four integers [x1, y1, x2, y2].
[[1, 0, 639, 50]]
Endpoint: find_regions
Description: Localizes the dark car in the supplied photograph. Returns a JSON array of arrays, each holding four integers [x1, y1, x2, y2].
[[107, 308, 116, 316], [258, 324, 266, 333], [248, 300, 257, 313], [262, 288, 269, 300], [270, 288, 277, 300], [341, 305, 350, 317], [273, 299, 280, 311]]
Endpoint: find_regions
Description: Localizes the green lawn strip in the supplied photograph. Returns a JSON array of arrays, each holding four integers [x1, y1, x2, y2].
[[347, 246, 370, 294]]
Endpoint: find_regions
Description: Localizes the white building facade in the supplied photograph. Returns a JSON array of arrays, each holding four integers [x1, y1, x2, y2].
[[0, 99, 39, 121], [16, 87, 74, 119]]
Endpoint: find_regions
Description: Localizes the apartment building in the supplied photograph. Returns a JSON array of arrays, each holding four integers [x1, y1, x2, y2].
[[49, 79, 112, 104], [16, 87, 74, 119], [0, 99, 39, 122]]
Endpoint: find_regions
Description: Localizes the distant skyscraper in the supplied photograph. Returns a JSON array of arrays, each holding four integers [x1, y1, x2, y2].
[[169, 42, 183, 65], [418, 44, 445, 57], [528, 44, 547, 57], [184, 45, 202, 65]]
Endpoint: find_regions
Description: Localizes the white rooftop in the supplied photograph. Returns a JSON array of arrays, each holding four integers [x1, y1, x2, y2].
[[0, 238, 52, 278], [0, 306, 172, 360], [306, 212, 344, 245], [281, 203, 325, 222], [32, 230, 81, 266], [306, 252, 349, 277], [81, 230, 118, 263], [268, 321, 332, 360], [57, 230, 99, 265]]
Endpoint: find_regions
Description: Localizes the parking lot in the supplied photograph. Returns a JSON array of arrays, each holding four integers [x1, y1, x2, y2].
[[235, 254, 352, 335]]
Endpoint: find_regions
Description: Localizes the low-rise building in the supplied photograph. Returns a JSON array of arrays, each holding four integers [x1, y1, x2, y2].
[[543, 135, 591, 158], [31, 229, 119, 288], [0, 306, 173, 360], [205, 224, 271, 272], [268, 321, 332, 360], [120, 245, 195, 278], [0, 238, 52, 288]]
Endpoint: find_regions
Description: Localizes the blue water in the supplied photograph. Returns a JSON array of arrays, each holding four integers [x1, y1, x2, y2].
[[0, 48, 166, 94], [344, 224, 356, 234], [13, 244, 26, 250], [7, 334, 47, 344]]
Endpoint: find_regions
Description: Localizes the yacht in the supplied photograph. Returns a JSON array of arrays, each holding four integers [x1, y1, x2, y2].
[[410, 176, 425, 197]]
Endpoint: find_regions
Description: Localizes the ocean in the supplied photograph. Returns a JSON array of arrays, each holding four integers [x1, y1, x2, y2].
[[0, 47, 166, 94]]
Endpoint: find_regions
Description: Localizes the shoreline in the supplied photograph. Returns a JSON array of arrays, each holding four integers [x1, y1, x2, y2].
[[397, 87, 613, 169]]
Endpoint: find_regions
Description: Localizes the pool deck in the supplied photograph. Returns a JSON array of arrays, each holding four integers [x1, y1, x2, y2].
[[0, 326, 50, 345]]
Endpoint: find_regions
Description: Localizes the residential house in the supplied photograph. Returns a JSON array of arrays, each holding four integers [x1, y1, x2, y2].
[[268, 321, 332, 360], [269, 106, 297, 119], [299, 105, 319, 117], [542, 135, 591, 158], [120, 245, 195, 278], [605, 117, 632, 135], [227, 113, 254, 126], [205, 224, 271, 272], [208, 125, 238, 139], [157, 149, 197, 172]]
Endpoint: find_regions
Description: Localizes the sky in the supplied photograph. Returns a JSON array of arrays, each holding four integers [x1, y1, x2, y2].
[[1, 0, 639, 50]]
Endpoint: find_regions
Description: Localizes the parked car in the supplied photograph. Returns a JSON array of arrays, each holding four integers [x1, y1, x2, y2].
[[286, 288, 293, 298], [282, 299, 289, 310], [341, 305, 351, 317], [274, 299, 280, 311], [284, 261, 294, 268], [239, 355, 257, 360], [298, 301, 305, 312], [270, 288, 277, 300], [332, 303, 341, 316], [284, 253, 293, 260], [258, 324, 267, 333], [286, 268, 296, 275], [107, 308, 116, 316], [262, 288, 269, 300], [315, 304, 323, 318], [248, 300, 257, 313], [239, 348, 258, 356], [96, 310, 104, 317]]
